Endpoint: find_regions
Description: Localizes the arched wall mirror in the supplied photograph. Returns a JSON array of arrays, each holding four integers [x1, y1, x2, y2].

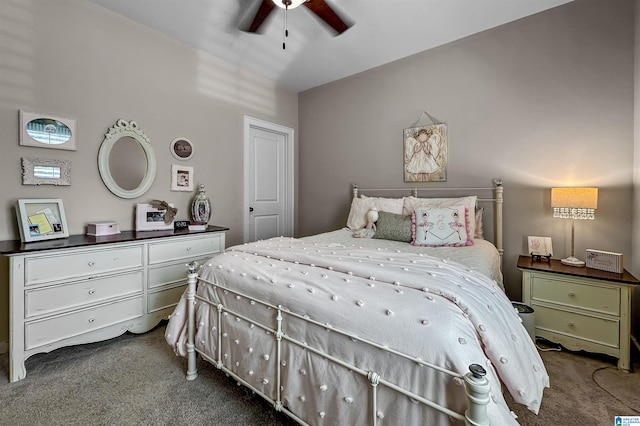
[[98, 119, 156, 199]]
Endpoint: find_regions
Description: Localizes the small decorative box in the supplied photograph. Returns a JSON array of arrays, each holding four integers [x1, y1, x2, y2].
[[586, 249, 623, 273], [87, 222, 121, 236]]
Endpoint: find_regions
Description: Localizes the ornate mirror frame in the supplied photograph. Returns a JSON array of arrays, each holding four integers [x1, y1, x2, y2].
[[98, 119, 156, 199], [22, 157, 71, 186]]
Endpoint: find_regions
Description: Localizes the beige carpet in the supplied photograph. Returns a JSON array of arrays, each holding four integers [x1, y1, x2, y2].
[[506, 340, 640, 425], [0, 326, 638, 425]]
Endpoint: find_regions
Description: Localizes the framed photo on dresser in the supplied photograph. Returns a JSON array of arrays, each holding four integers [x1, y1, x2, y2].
[[16, 198, 69, 243]]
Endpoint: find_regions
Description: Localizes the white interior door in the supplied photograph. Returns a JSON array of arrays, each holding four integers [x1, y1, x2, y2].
[[243, 116, 294, 243]]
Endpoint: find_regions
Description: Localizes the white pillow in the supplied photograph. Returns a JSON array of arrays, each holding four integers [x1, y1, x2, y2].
[[403, 196, 477, 238], [411, 205, 473, 247], [346, 196, 404, 230]]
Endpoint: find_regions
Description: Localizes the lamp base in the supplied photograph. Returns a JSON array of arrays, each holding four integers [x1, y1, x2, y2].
[[561, 256, 586, 267]]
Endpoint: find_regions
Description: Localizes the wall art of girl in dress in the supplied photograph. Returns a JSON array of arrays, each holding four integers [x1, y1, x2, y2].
[[403, 123, 447, 182]]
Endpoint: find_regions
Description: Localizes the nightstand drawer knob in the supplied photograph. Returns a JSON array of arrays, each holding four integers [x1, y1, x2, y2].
[[88, 318, 95, 323], [568, 322, 575, 328], [88, 289, 95, 295], [568, 292, 575, 297], [88, 261, 95, 267]]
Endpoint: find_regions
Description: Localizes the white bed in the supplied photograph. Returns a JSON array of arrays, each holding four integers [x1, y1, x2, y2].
[[165, 181, 549, 425]]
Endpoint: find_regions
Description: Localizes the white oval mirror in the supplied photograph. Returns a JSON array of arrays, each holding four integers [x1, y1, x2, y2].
[[98, 120, 156, 199]]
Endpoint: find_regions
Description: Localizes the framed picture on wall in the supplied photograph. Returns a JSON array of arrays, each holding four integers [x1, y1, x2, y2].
[[16, 199, 69, 243], [171, 164, 194, 191], [170, 137, 194, 160], [403, 123, 448, 182]]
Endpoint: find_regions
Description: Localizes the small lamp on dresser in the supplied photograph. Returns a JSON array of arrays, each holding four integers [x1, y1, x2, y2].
[[551, 187, 598, 267]]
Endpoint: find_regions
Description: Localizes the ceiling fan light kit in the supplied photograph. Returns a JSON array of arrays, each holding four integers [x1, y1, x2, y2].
[[247, 0, 352, 50], [272, 0, 306, 9]]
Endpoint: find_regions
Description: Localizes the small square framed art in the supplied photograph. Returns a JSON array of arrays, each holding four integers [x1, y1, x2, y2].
[[171, 165, 194, 192]]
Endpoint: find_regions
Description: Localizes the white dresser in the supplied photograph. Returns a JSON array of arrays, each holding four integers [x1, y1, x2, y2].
[[0, 226, 227, 382], [518, 255, 639, 372]]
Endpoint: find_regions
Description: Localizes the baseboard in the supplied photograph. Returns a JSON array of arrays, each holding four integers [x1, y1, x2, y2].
[[0, 340, 7, 355]]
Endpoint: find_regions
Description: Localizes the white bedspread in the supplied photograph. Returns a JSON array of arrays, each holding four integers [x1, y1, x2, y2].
[[166, 236, 547, 425], [303, 228, 504, 286]]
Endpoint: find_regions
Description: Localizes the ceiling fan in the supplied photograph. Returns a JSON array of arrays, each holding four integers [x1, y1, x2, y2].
[[245, 0, 352, 42]]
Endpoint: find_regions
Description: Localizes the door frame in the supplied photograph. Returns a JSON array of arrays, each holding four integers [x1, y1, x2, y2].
[[243, 115, 294, 242]]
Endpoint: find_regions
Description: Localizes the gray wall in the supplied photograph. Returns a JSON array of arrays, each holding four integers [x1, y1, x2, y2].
[[0, 1, 298, 348], [634, 0, 640, 339], [298, 0, 635, 309]]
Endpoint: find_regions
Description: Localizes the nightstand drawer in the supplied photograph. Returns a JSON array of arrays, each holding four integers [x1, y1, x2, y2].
[[533, 304, 619, 348], [531, 275, 620, 315]]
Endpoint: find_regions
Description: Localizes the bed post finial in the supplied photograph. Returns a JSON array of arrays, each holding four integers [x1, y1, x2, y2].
[[464, 364, 490, 426], [352, 183, 359, 198]]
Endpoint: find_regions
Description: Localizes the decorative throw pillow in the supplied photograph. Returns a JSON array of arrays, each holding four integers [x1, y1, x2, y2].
[[475, 207, 484, 239], [411, 205, 473, 247], [372, 211, 412, 242], [403, 196, 477, 239], [346, 196, 404, 230]]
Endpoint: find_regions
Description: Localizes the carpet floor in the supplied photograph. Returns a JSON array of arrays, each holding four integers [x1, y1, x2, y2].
[[0, 325, 638, 425]]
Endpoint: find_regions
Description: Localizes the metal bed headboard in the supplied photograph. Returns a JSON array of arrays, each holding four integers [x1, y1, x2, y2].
[[351, 179, 504, 267]]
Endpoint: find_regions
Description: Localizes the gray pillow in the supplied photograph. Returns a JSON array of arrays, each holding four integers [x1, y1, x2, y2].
[[372, 211, 412, 242]]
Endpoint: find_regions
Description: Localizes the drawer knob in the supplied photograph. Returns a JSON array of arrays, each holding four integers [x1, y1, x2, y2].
[[186, 247, 192, 252], [88, 318, 95, 323], [568, 322, 575, 328], [88, 289, 95, 295], [88, 262, 95, 267], [568, 292, 575, 297]]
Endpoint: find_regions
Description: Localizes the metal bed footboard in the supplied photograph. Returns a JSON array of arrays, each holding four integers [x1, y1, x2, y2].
[[184, 262, 491, 426]]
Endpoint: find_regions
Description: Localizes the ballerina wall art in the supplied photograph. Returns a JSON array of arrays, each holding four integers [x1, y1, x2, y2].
[[403, 123, 448, 182]]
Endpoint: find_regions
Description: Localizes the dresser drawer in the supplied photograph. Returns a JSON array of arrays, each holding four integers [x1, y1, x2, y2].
[[25, 296, 144, 350], [530, 275, 620, 315], [533, 304, 619, 348], [148, 256, 211, 289], [25, 271, 144, 318], [148, 285, 186, 313], [148, 234, 223, 264], [25, 246, 144, 285]]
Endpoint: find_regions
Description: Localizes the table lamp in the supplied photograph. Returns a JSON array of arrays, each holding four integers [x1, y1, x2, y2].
[[551, 187, 598, 267]]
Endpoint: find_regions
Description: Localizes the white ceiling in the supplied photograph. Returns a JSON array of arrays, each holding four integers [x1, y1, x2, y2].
[[90, 0, 573, 93]]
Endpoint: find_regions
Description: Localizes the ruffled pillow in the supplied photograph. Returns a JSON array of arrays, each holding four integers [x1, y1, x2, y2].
[[411, 205, 473, 247]]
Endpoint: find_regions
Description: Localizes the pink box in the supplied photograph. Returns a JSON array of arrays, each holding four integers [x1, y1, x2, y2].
[[87, 222, 120, 236]]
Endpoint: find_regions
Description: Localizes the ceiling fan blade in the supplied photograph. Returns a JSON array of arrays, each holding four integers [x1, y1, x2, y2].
[[303, 0, 352, 35], [246, 0, 276, 33]]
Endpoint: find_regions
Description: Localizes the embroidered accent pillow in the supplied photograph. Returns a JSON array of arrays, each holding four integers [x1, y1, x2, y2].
[[411, 205, 473, 247], [372, 211, 412, 242], [403, 196, 477, 239]]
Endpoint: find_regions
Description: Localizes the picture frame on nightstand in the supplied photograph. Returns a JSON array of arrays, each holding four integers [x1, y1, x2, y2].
[[528, 236, 553, 261]]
